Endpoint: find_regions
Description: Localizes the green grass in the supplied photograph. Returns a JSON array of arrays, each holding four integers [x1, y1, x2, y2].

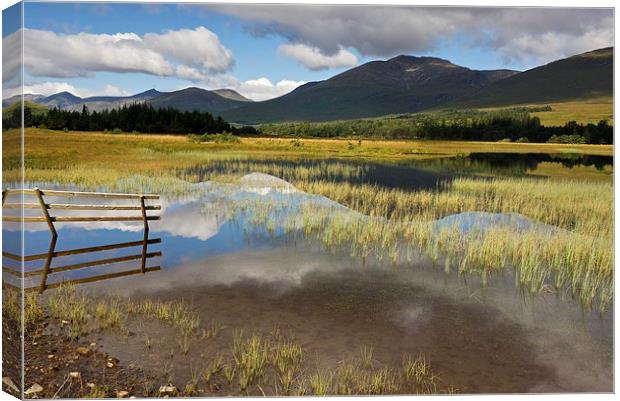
[[2, 100, 48, 117], [479, 96, 613, 126]]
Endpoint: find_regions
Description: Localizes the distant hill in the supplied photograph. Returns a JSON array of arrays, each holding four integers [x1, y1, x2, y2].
[[2, 94, 45, 108], [12, 87, 246, 114], [220, 55, 519, 123], [147, 87, 246, 113], [2, 100, 47, 117], [450, 47, 613, 108], [38, 91, 82, 109], [212, 89, 252, 102]]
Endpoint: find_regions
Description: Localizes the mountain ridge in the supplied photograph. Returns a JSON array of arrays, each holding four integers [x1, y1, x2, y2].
[[7, 47, 612, 123]]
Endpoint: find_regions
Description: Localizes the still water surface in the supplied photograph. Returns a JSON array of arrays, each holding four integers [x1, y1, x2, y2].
[[2, 153, 613, 393]]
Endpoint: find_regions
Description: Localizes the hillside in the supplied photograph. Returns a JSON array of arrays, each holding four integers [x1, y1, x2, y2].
[[221, 56, 519, 123], [212, 89, 252, 102], [451, 47, 613, 108], [2, 94, 45, 108], [147, 87, 246, 113], [2, 100, 47, 117]]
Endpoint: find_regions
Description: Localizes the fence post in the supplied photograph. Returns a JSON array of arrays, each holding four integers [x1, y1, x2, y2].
[[34, 187, 57, 238], [34, 187, 58, 292], [140, 195, 149, 273]]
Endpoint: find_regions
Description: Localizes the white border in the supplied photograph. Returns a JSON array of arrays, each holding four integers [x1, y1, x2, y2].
[[0, 1, 616, 401]]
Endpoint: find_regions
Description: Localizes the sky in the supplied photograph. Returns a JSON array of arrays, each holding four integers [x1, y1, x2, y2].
[[2, 2, 615, 101]]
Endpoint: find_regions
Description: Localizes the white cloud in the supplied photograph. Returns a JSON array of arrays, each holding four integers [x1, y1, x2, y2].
[[183, 74, 306, 101], [98, 85, 131, 97], [278, 44, 358, 70], [210, 5, 613, 68], [2, 26, 234, 83], [3, 82, 131, 99], [143, 27, 233, 73], [237, 77, 306, 101]]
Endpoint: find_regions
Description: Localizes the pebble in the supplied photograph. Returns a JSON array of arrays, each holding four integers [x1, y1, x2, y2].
[[24, 383, 44, 395], [68, 372, 81, 379], [106, 362, 115, 368], [158, 386, 178, 395], [115, 390, 129, 398], [47, 354, 54, 359], [2, 377, 19, 393], [76, 347, 92, 357]]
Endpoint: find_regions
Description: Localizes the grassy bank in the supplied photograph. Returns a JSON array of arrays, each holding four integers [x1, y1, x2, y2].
[[3, 128, 613, 190], [477, 97, 613, 126]]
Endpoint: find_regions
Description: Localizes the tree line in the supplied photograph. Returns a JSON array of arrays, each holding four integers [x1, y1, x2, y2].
[[260, 110, 613, 144], [3, 103, 612, 145], [3, 103, 258, 135]]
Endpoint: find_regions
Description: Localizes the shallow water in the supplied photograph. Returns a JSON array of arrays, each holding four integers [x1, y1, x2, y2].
[[3, 168, 613, 394], [178, 152, 613, 192]]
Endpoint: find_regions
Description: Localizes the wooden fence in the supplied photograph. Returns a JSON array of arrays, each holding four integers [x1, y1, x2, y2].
[[2, 188, 162, 292]]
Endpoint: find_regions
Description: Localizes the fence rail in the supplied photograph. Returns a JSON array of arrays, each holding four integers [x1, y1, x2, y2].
[[2, 187, 162, 292]]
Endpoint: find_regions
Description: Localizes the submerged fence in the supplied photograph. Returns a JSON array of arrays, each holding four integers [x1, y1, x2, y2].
[[2, 188, 162, 292]]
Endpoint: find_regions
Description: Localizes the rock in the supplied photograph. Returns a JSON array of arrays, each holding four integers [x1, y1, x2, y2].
[[76, 347, 92, 357], [106, 362, 115, 368], [68, 372, 81, 379], [90, 342, 97, 347], [25, 383, 44, 395], [86, 383, 95, 388], [2, 377, 19, 393], [47, 354, 54, 359], [115, 390, 129, 398], [158, 386, 178, 396], [61, 320, 69, 325]]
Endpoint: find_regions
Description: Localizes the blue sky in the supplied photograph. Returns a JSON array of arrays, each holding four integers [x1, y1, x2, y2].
[[2, 2, 614, 100]]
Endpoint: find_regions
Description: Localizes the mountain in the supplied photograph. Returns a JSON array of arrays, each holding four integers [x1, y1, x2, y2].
[[147, 87, 246, 113], [38, 91, 82, 109], [451, 47, 613, 108], [2, 94, 45, 108], [212, 89, 252, 102], [19, 88, 244, 114], [220, 55, 519, 123]]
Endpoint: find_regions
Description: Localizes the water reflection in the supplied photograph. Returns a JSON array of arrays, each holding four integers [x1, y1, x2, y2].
[[178, 152, 613, 193], [1, 169, 613, 393], [2, 187, 162, 292], [3, 237, 161, 292]]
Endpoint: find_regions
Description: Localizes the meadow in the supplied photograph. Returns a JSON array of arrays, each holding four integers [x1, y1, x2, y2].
[[3, 128, 613, 190]]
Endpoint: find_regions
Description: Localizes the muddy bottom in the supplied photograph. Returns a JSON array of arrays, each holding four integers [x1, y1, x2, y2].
[[91, 245, 613, 394]]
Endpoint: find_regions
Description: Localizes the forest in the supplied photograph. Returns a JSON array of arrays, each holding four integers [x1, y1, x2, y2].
[[3, 103, 612, 144], [260, 109, 613, 144], [2, 103, 258, 136]]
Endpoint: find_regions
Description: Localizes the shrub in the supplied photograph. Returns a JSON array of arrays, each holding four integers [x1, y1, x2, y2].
[[515, 137, 530, 143], [548, 134, 586, 144]]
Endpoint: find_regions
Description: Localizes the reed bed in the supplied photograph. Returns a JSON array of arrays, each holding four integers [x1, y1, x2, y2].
[[201, 173, 612, 311], [295, 177, 612, 239]]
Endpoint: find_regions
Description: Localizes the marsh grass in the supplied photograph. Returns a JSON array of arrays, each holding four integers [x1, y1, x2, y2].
[[231, 331, 270, 392], [309, 371, 333, 396], [205, 171, 612, 311], [24, 284, 453, 396], [48, 283, 90, 339], [271, 338, 304, 394]]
